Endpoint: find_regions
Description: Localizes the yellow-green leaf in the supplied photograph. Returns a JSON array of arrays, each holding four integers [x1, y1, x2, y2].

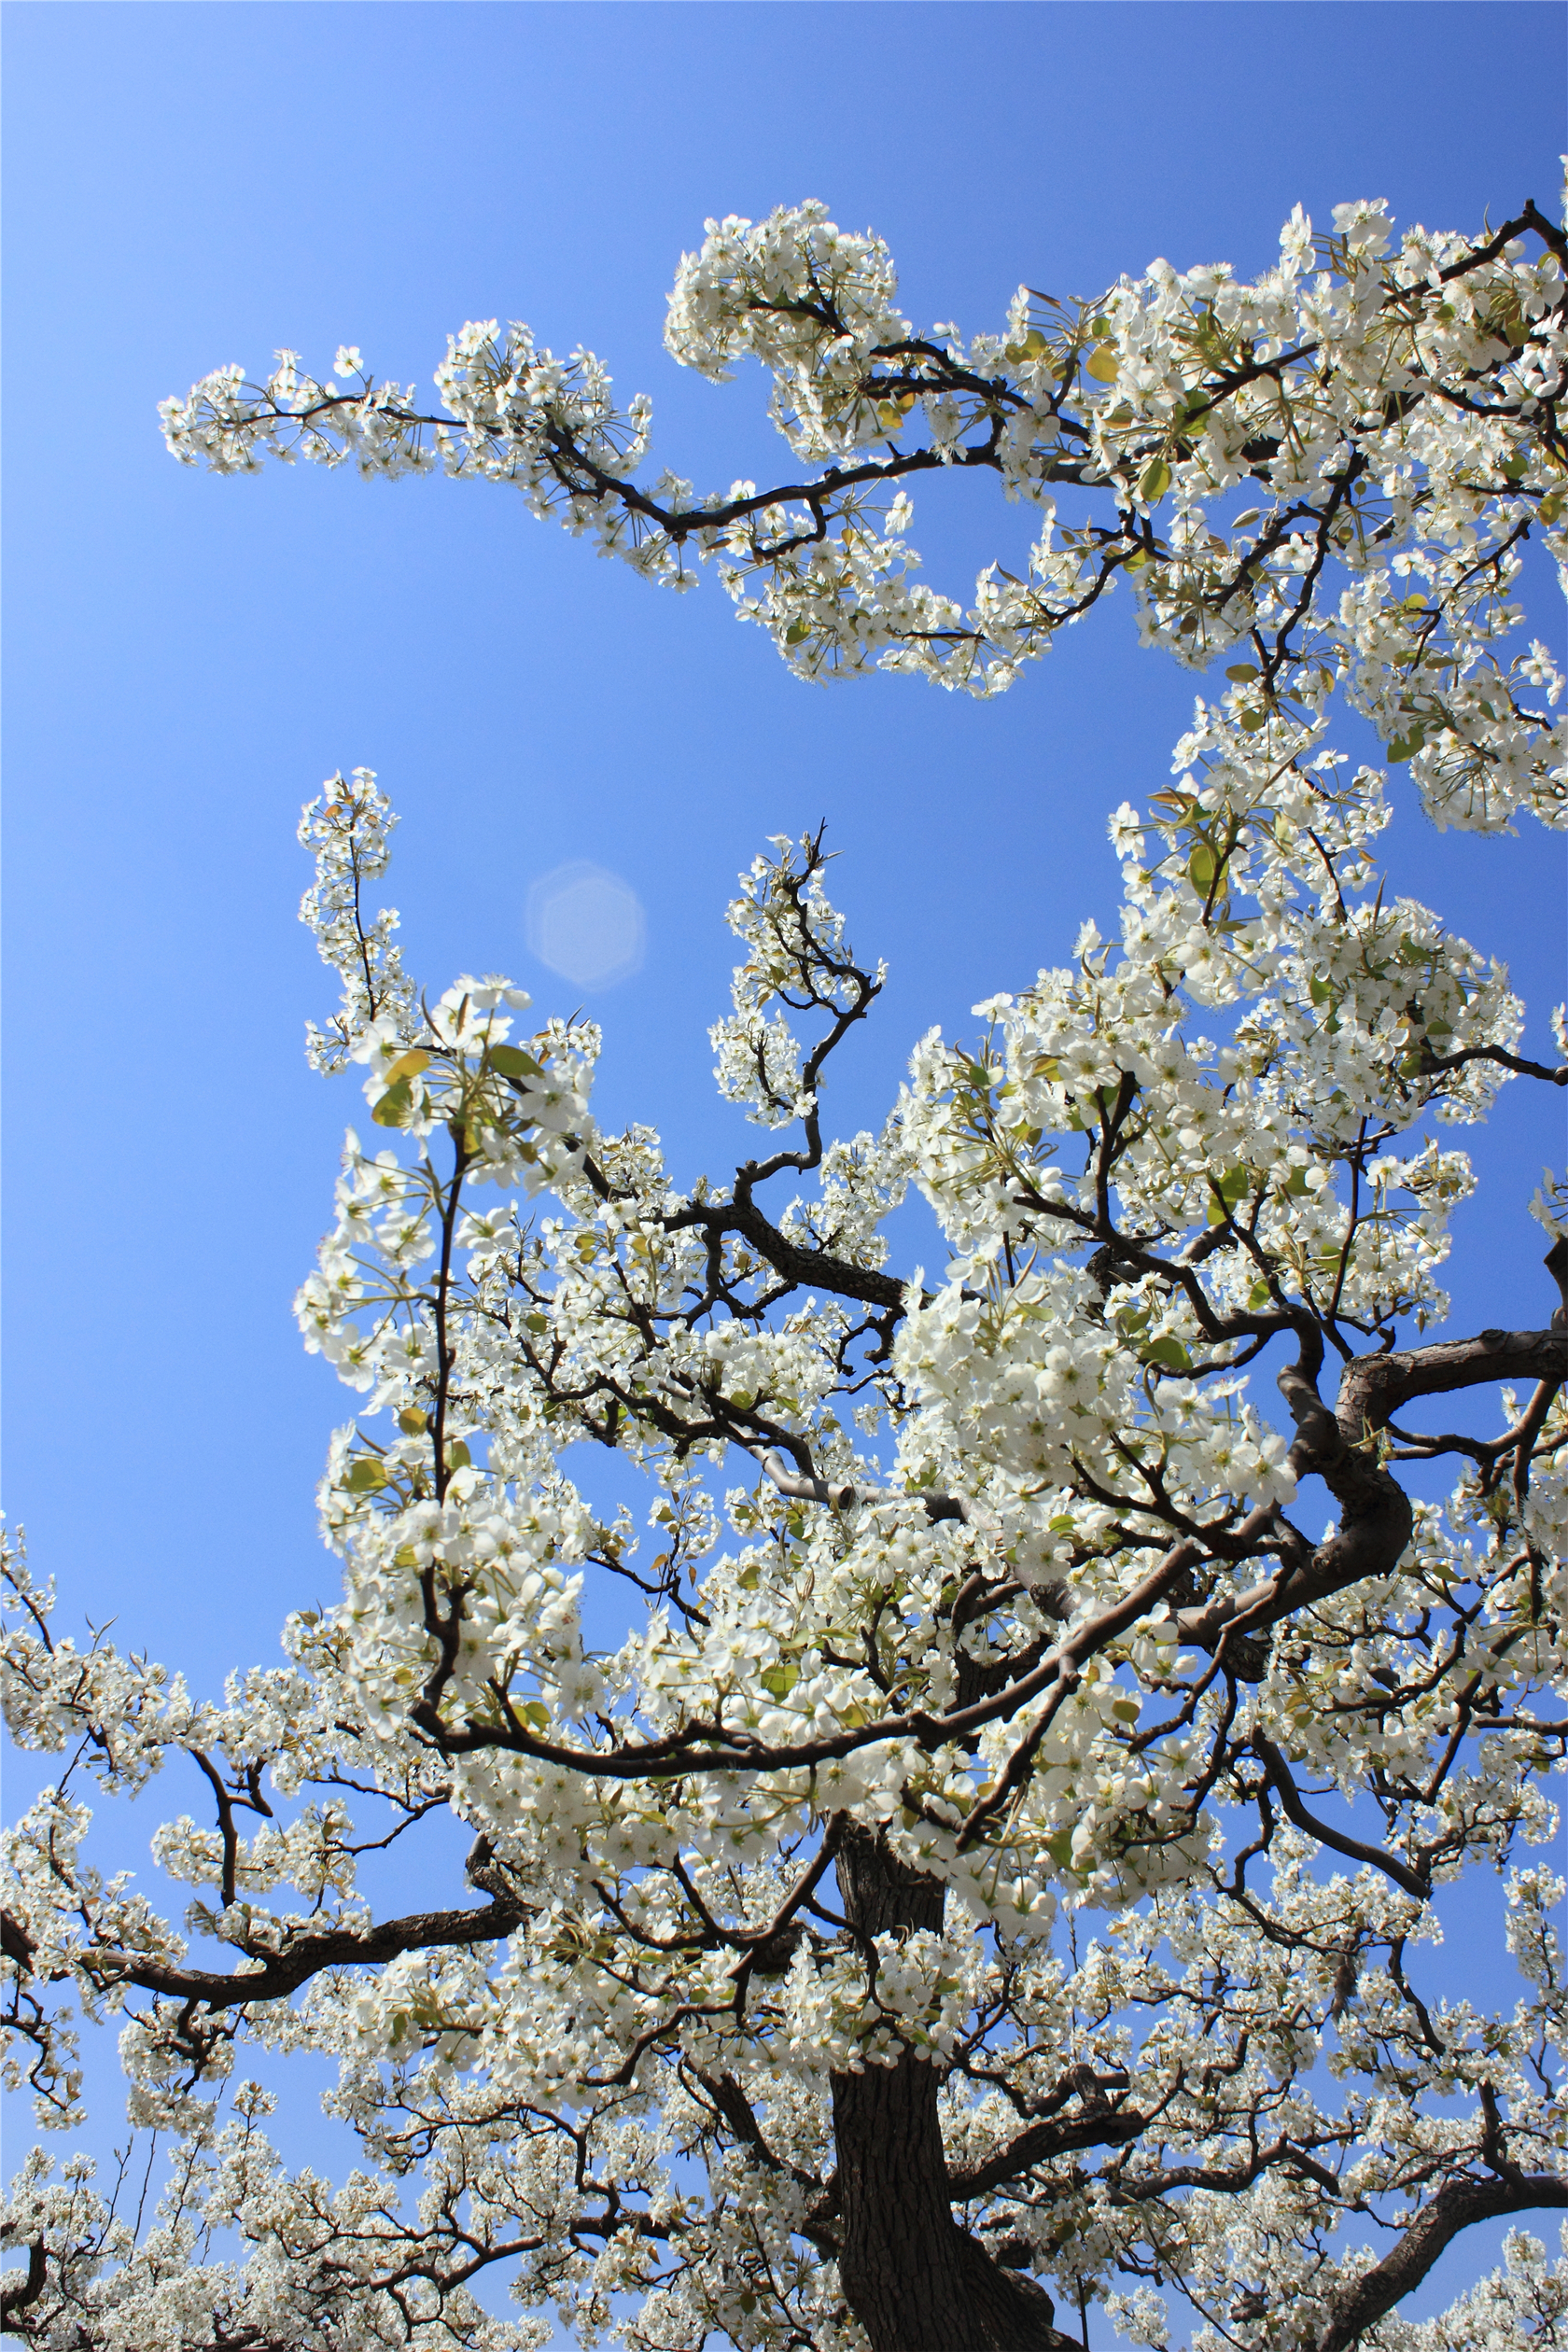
[[1140, 458, 1172, 501], [371, 1077, 413, 1127], [1085, 346, 1120, 382]]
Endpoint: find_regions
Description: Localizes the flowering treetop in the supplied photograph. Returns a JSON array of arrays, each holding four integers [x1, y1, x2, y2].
[[1, 191, 1566, 2352]]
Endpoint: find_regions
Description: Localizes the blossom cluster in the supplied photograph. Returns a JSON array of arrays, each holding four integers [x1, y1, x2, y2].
[[7, 688, 1563, 2345], [163, 193, 1568, 825], [7, 184, 1563, 2352]]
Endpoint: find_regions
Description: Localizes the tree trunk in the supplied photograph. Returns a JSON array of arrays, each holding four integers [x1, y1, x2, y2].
[[829, 1823, 1079, 2352]]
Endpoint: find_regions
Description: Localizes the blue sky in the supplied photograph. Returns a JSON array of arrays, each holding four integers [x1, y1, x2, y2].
[[4, 0, 1566, 2326]]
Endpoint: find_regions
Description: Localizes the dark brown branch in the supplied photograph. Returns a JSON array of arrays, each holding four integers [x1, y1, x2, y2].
[[1253, 1735, 1428, 1902], [1316, 2171, 1568, 2352], [71, 1882, 523, 2015]]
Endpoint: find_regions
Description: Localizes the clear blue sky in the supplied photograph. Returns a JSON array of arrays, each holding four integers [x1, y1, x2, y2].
[[4, 0, 1566, 2321]]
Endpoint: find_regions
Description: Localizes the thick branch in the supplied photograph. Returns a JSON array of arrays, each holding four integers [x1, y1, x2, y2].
[[53, 1886, 523, 2015], [1337, 1328, 1568, 1439], [1316, 2172, 1568, 2352], [1180, 1323, 1567, 1654], [948, 2105, 1145, 2200]]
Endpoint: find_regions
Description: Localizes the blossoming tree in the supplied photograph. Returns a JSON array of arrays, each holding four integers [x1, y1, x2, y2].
[[4, 194, 1567, 2352]]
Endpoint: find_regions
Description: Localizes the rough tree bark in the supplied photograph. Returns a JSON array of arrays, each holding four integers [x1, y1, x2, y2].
[[830, 1824, 1081, 2352]]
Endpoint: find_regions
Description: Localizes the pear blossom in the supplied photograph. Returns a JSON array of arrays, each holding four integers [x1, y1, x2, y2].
[[5, 187, 1566, 2352]]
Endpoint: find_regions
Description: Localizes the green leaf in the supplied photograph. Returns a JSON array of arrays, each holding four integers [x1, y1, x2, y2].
[[371, 1077, 413, 1127], [521, 1700, 551, 1732], [1044, 1830, 1076, 1868], [783, 620, 812, 646], [760, 1660, 800, 1701], [489, 1044, 541, 1080], [1387, 730, 1423, 763], [1225, 663, 1259, 682], [1145, 1337, 1191, 1372], [444, 1439, 471, 1472], [1308, 973, 1334, 1006], [1237, 706, 1267, 732], [1139, 458, 1172, 501], [1187, 844, 1217, 890], [383, 1048, 430, 1085], [525, 1312, 549, 1335], [1247, 1279, 1274, 1309], [1085, 346, 1120, 382], [1111, 1697, 1141, 1723], [396, 1407, 427, 1435], [343, 1457, 386, 1492]]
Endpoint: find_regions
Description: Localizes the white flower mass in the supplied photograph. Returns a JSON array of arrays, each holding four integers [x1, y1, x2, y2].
[[5, 184, 1568, 2352]]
